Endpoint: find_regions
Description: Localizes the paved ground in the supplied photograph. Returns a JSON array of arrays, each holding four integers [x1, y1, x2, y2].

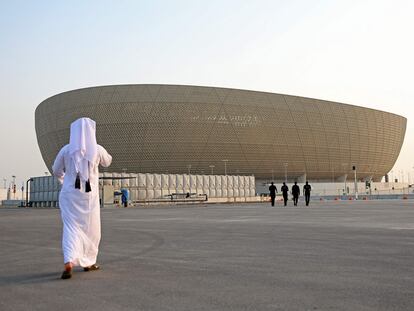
[[0, 200, 413, 311]]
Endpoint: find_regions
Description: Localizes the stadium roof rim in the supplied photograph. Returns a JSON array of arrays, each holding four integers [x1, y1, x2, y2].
[[40, 83, 406, 120]]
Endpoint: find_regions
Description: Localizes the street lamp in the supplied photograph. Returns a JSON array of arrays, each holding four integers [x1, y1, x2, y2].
[[352, 165, 358, 200], [342, 163, 348, 194], [209, 165, 215, 175], [283, 163, 288, 183], [11, 175, 16, 200], [222, 159, 229, 175]]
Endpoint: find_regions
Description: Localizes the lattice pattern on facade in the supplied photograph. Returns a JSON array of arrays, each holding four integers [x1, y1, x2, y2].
[[35, 85, 406, 182]]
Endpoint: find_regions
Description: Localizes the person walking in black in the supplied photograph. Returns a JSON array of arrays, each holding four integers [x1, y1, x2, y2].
[[281, 182, 289, 206], [292, 181, 300, 206], [303, 181, 312, 206], [269, 182, 277, 207]]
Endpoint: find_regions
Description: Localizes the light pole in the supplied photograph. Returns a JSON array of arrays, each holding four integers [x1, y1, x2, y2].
[[209, 165, 215, 175], [222, 159, 229, 176], [342, 163, 348, 194], [353, 165, 358, 200], [12, 175, 16, 200], [283, 163, 288, 183]]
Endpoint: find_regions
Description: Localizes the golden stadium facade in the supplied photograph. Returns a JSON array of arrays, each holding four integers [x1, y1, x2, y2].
[[35, 84, 406, 182]]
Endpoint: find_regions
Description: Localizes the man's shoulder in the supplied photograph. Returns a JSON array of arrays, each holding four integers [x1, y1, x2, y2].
[[59, 144, 70, 154]]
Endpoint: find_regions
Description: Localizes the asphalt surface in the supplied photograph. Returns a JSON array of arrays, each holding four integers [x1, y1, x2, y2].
[[0, 200, 413, 311]]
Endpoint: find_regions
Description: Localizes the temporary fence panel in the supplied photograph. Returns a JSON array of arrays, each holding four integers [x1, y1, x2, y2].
[[52, 191, 58, 201], [176, 175, 184, 192], [227, 187, 234, 197], [169, 174, 177, 191], [138, 173, 146, 188], [161, 174, 169, 190], [130, 189, 138, 201], [203, 175, 210, 188], [146, 174, 154, 190], [146, 189, 155, 199], [38, 178, 44, 192], [121, 173, 130, 187], [154, 189, 162, 199], [183, 174, 190, 192], [32, 178, 38, 193], [197, 175, 204, 189], [249, 176, 255, 191], [233, 175, 239, 189], [103, 172, 112, 185], [209, 176, 216, 189], [244, 176, 250, 190], [112, 173, 121, 188], [227, 176, 234, 189], [216, 175, 222, 189], [233, 188, 240, 197], [239, 188, 245, 197], [48, 177, 54, 192], [138, 189, 147, 200], [239, 176, 245, 189], [130, 174, 138, 187], [154, 174, 162, 190], [221, 176, 228, 188], [190, 175, 197, 193], [46, 191, 53, 202]]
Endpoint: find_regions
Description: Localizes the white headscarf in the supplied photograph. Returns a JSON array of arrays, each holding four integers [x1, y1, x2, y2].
[[69, 117, 98, 182]]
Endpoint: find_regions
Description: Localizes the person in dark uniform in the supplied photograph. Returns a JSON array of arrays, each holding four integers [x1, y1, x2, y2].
[[269, 182, 277, 207], [291, 181, 300, 206], [281, 182, 289, 206], [303, 181, 312, 206]]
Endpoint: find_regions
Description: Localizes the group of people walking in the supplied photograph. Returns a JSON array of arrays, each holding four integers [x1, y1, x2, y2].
[[269, 181, 312, 207]]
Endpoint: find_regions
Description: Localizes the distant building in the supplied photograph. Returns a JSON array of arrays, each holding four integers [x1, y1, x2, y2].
[[35, 84, 406, 182]]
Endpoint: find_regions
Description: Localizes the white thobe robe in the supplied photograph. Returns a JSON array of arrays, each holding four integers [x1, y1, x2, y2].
[[52, 144, 112, 267]]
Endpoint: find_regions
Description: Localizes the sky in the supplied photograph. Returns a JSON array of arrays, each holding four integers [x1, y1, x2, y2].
[[0, 0, 413, 187]]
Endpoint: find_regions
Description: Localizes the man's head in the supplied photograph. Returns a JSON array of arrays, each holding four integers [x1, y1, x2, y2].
[[271, 182, 274, 185], [283, 182, 286, 185], [294, 181, 297, 185], [306, 181, 309, 185]]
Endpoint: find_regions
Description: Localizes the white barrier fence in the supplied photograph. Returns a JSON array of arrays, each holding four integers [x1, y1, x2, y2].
[[29, 173, 256, 206]]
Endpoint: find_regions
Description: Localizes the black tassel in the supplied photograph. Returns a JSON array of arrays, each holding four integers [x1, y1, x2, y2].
[[75, 173, 81, 189], [85, 179, 91, 192]]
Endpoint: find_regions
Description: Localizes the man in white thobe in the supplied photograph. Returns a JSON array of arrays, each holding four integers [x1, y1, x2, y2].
[[53, 117, 112, 279]]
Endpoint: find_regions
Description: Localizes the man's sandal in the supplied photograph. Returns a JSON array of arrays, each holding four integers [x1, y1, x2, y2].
[[61, 269, 72, 279], [84, 264, 100, 272]]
